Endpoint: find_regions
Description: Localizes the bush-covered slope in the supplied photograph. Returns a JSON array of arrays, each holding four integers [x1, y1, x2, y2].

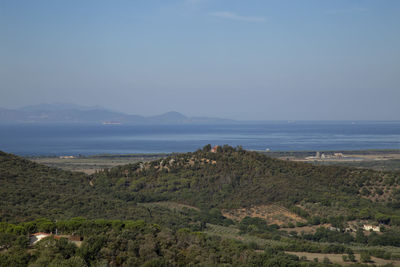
[[92, 145, 400, 220], [0, 151, 232, 228], [2, 146, 400, 224], [0, 151, 149, 222], [3, 148, 400, 266]]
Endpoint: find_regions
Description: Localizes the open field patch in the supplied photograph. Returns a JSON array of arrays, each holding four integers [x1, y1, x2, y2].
[[286, 251, 400, 266], [30, 154, 166, 174], [204, 223, 284, 247], [222, 204, 306, 226]]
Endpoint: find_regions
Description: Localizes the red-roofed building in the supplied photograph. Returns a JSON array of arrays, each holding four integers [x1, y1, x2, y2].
[[29, 232, 82, 246], [210, 145, 219, 153], [30, 232, 52, 245]]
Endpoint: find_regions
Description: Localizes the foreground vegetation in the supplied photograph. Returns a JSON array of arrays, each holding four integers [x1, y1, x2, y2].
[[2, 218, 399, 267], [2, 146, 400, 266], [0, 218, 330, 266]]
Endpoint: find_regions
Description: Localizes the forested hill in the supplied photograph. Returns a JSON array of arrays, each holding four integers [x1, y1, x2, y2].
[[2, 146, 400, 224], [0, 151, 147, 222], [92, 145, 400, 221], [3, 148, 400, 266]]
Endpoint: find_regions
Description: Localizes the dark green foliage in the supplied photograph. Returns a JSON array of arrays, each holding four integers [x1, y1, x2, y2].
[[290, 206, 310, 219], [348, 251, 356, 262], [302, 227, 354, 244], [0, 151, 230, 229], [308, 217, 321, 225], [239, 217, 277, 234], [367, 230, 400, 247], [90, 146, 400, 222], [0, 247, 30, 267], [0, 219, 323, 267], [376, 213, 391, 224], [300, 226, 400, 248], [2, 147, 400, 266], [323, 256, 331, 264], [2, 148, 400, 225], [368, 249, 392, 260], [0, 151, 129, 222], [278, 239, 350, 254], [360, 251, 372, 263], [0, 233, 17, 249], [355, 230, 368, 244], [342, 255, 348, 262]]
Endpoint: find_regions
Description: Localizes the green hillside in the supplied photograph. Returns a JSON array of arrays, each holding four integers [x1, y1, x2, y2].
[[0, 150, 233, 229], [2, 147, 400, 266], [92, 145, 400, 223], [0, 151, 201, 227]]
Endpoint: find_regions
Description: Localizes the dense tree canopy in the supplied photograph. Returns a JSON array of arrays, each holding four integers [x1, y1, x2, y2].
[[2, 147, 400, 266]]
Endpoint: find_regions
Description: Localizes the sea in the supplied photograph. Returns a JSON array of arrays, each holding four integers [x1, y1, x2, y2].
[[0, 121, 399, 156]]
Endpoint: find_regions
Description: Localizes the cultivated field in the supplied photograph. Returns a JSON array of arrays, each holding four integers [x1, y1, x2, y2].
[[222, 204, 306, 226], [204, 223, 284, 247], [286, 251, 400, 266], [30, 154, 168, 174], [29, 150, 400, 175]]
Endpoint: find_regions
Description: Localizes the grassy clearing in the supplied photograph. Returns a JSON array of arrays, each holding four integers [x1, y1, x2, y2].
[[286, 251, 400, 266], [222, 204, 306, 226], [348, 244, 400, 259], [206, 223, 400, 266], [30, 154, 166, 174], [204, 223, 284, 247]]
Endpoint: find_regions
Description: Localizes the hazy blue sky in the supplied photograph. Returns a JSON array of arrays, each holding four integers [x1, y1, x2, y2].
[[1, 0, 399, 120]]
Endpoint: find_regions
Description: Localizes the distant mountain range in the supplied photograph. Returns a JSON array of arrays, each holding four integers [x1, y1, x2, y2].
[[0, 103, 236, 125]]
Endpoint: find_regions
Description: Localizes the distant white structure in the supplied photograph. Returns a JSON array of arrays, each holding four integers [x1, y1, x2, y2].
[[102, 121, 121, 125], [59, 156, 75, 159], [305, 151, 321, 160], [305, 151, 346, 161], [363, 224, 380, 232], [265, 148, 270, 152]]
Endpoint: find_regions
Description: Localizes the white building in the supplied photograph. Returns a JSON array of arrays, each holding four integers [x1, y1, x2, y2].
[[363, 224, 380, 232]]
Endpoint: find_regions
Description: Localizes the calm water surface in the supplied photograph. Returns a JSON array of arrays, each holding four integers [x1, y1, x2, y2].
[[0, 122, 399, 156]]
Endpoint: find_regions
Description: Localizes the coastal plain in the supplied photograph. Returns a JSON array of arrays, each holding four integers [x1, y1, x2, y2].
[[29, 149, 400, 174]]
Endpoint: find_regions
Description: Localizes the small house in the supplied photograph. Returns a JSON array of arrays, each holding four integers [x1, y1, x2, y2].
[[363, 224, 380, 232], [30, 232, 52, 245]]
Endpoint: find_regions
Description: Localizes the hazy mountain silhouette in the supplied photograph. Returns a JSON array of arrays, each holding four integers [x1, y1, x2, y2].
[[0, 104, 236, 125]]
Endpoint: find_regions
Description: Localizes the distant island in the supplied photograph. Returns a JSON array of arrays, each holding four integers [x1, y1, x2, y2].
[[0, 103, 236, 125]]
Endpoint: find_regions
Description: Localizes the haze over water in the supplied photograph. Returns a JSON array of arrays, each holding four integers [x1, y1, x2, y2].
[[1, 1, 400, 121], [1, 122, 399, 156]]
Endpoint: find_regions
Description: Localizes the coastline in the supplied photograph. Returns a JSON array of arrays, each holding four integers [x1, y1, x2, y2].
[[27, 149, 400, 174]]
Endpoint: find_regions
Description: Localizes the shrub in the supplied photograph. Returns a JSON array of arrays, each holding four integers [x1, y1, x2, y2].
[[360, 251, 372, 263]]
